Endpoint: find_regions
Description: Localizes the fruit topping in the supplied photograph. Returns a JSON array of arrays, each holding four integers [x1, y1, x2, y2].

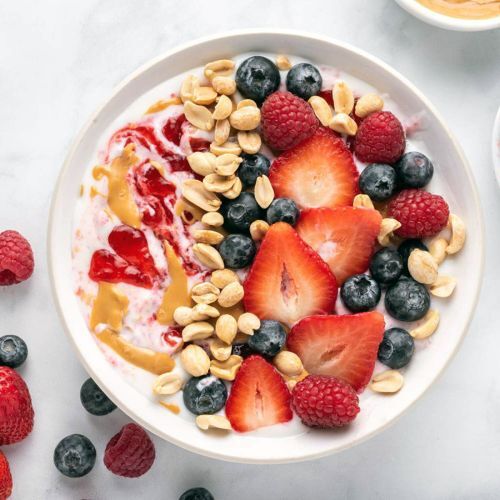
[[369, 248, 404, 285], [387, 189, 449, 238], [104, 423, 155, 478], [292, 375, 359, 428], [238, 153, 271, 188], [341, 274, 381, 312], [296, 207, 382, 284], [247, 320, 286, 357], [266, 198, 300, 226], [183, 375, 227, 415], [0, 451, 12, 498], [218, 234, 256, 269], [286, 63, 323, 100], [54, 434, 96, 478], [0, 335, 28, 368], [135, 161, 176, 198], [225, 355, 292, 432], [354, 111, 405, 164], [180, 487, 215, 500], [162, 113, 187, 146], [0, 230, 34, 286], [80, 378, 117, 416], [220, 192, 264, 234], [394, 151, 434, 189], [269, 128, 358, 209], [385, 277, 430, 322], [398, 239, 429, 276], [235, 56, 281, 104], [243, 222, 337, 326], [287, 311, 385, 392], [378, 327, 415, 369], [358, 163, 397, 201], [261, 91, 319, 150], [0, 366, 34, 444]]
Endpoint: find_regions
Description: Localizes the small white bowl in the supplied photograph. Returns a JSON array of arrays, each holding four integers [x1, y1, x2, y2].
[[395, 0, 500, 31], [493, 106, 500, 186], [48, 29, 484, 464]]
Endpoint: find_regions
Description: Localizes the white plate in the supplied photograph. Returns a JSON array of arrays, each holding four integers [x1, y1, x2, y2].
[[395, 0, 500, 31], [48, 29, 484, 464], [493, 106, 500, 186]]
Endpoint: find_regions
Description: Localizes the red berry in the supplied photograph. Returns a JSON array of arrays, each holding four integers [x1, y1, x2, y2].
[[0, 366, 34, 445], [292, 375, 360, 428], [387, 189, 449, 238], [0, 451, 12, 499], [261, 91, 319, 150], [0, 230, 34, 286], [354, 111, 405, 164], [104, 423, 155, 478]]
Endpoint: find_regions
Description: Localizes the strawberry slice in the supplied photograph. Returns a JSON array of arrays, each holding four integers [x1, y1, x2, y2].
[[268, 127, 359, 209], [287, 312, 385, 392], [243, 222, 337, 327], [225, 355, 292, 432], [296, 207, 382, 284]]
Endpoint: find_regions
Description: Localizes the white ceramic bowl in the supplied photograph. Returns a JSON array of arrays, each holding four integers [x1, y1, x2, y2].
[[395, 0, 500, 31], [48, 29, 484, 464], [493, 106, 500, 186]]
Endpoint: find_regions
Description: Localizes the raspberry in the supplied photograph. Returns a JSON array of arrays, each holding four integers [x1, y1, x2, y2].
[[0, 451, 12, 499], [0, 366, 34, 445], [354, 111, 405, 164], [387, 189, 449, 238], [0, 230, 34, 286], [292, 375, 359, 428], [261, 91, 318, 150], [104, 423, 155, 478]]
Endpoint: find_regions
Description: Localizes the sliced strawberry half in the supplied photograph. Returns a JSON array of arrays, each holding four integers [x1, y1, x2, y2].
[[243, 222, 337, 327], [296, 207, 382, 284], [268, 127, 359, 209], [287, 312, 385, 392], [225, 355, 292, 432]]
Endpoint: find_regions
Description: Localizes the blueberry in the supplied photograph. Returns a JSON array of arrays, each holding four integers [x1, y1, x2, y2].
[[238, 153, 270, 188], [370, 248, 404, 285], [398, 239, 429, 276], [359, 163, 397, 201], [219, 234, 256, 269], [0, 335, 28, 368], [179, 487, 214, 500], [286, 63, 323, 101], [341, 274, 381, 312], [80, 378, 116, 416], [248, 320, 286, 357], [385, 277, 430, 321], [183, 375, 227, 415], [54, 434, 96, 478], [395, 151, 434, 188], [231, 343, 255, 358], [378, 328, 415, 369], [236, 56, 280, 104], [220, 192, 264, 233], [266, 198, 300, 226]]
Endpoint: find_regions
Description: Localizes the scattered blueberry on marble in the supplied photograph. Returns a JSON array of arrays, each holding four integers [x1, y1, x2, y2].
[[53, 434, 96, 478], [179, 487, 215, 500], [0, 334, 28, 368], [80, 378, 116, 416]]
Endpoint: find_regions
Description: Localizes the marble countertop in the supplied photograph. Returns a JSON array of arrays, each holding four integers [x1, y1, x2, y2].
[[0, 0, 499, 498]]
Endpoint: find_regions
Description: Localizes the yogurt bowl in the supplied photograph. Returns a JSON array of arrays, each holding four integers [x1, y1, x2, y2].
[[48, 30, 484, 463], [395, 0, 500, 31]]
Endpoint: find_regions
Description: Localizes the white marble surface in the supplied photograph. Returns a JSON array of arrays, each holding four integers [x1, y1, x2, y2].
[[0, 1, 499, 498]]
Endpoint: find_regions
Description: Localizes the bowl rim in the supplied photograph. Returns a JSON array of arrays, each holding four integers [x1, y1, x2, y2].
[[493, 106, 500, 186], [394, 0, 500, 31], [48, 28, 485, 463]]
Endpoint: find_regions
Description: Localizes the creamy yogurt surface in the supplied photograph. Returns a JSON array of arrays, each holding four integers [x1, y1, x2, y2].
[[72, 53, 443, 432]]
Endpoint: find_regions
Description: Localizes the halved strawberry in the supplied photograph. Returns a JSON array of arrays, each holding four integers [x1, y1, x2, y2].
[[287, 312, 385, 392], [243, 222, 337, 327], [296, 207, 382, 284], [225, 355, 292, 432], [268, 127, 359, 209]]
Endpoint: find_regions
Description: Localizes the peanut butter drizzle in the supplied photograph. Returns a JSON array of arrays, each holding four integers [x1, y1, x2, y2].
[[417, 0, 499, 19], [89, 186, 104, 198], [145, 96, 182, 115], [90, 282, 175, 375], [157, 242, 191, 325], [159, 401, 181, 414], [92, 144, 141, 228]]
